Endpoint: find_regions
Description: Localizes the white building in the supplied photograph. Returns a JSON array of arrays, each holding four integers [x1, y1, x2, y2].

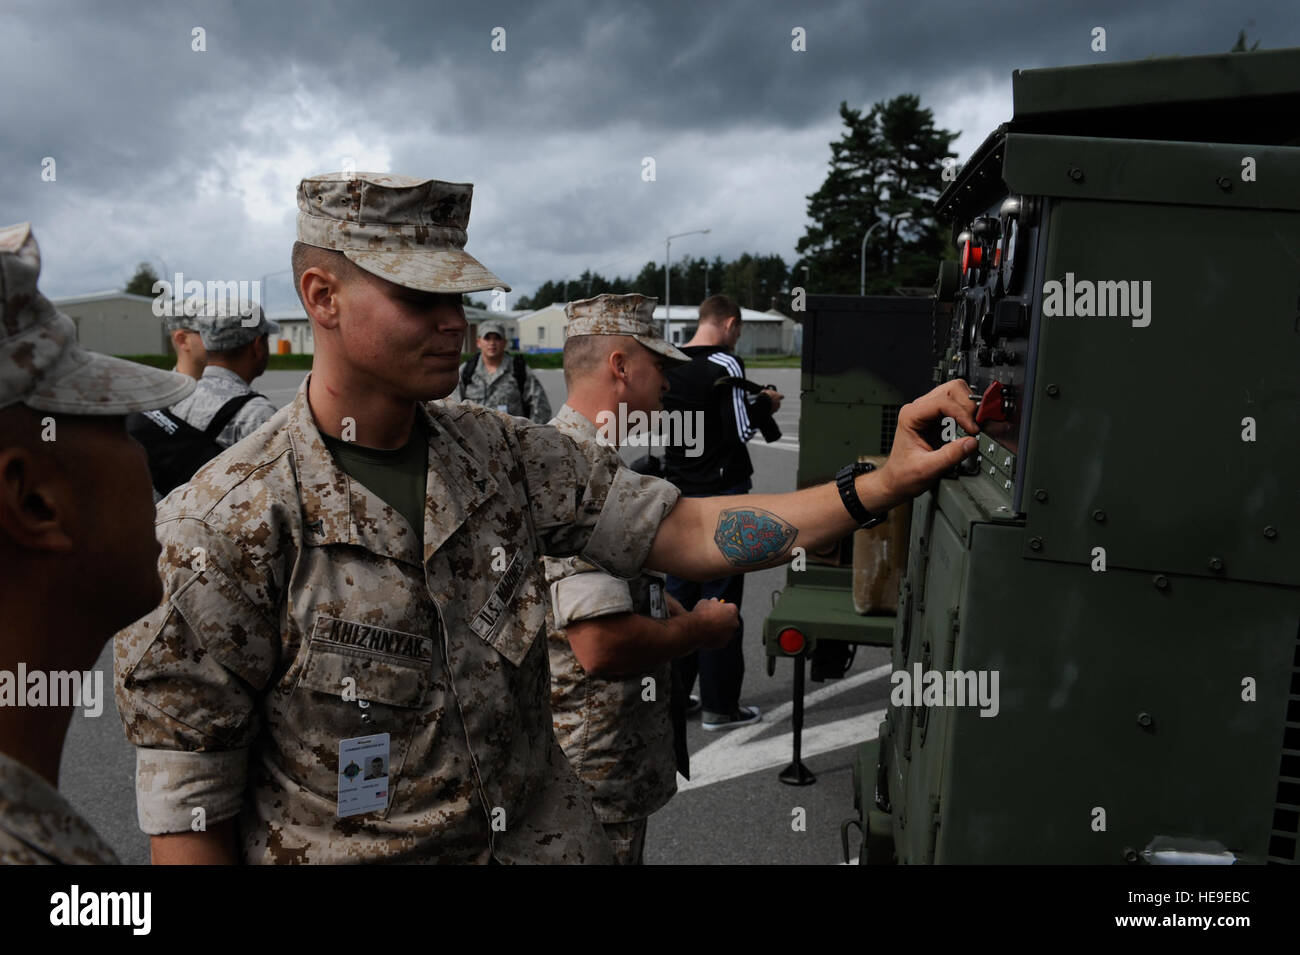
[[52, 291, 168, 355], [514, 302, 799, 356], [265, 303, 527, 356]]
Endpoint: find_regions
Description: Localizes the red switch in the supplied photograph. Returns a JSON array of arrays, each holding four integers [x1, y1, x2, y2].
[[976, 380, 1007, 425]]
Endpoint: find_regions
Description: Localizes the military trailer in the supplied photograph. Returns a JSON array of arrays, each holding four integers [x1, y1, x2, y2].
[[762, 294, 936, 784], [844, 47, 1300, 864]]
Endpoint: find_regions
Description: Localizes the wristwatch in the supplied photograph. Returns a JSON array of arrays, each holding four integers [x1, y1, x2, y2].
[[835, 461, 886, 529]]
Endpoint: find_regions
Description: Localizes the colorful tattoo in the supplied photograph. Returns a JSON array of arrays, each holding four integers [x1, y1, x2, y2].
[[714, 507, 797, 568]]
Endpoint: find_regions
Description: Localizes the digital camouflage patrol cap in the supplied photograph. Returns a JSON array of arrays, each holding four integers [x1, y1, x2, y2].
[[0, 223, 194, 415], [477, 320, 506, 339], [565, 293, 689, 363], [194, 304, 281, 351], [296, 172, 510, 294], [163, 298, 203, 334]]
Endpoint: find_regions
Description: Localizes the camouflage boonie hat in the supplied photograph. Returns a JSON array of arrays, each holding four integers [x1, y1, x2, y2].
[[297, 172, 510, 294], [0, 223, 193, 415], [565, 293, 689, 363], [195, 304, 281, 351], [477, 320, 506, 339]]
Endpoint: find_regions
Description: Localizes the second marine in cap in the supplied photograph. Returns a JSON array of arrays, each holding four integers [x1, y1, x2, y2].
[[0, 223, 193, 864], [545, 293, 735, 864]]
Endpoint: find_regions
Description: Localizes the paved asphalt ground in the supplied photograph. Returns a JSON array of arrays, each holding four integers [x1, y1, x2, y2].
[[61, 366, 892, 865]]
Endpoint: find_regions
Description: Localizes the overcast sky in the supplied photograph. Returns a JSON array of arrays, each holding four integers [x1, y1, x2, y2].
[[2, 0, 1294, 309]]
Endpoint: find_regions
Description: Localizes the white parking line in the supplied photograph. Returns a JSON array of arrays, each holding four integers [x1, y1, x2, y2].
[[678, 663, 890, 792]]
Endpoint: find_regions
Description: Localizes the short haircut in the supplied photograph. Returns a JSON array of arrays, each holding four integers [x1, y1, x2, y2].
[[698, 294, 741, 324], [562, 334, 637, 390], [207, 336, 263, 363], [291, 241, 363, 310]]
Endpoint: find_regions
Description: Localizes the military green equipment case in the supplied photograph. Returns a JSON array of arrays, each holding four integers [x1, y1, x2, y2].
[[763, 295, 935, 665], [857, 48, 1300, 864]]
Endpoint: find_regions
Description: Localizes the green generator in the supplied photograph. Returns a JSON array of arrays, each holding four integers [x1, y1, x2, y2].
[[853, 47, 1300, 864]]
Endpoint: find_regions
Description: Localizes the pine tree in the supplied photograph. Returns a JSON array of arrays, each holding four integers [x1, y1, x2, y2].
[[795, 95, 957, 295]]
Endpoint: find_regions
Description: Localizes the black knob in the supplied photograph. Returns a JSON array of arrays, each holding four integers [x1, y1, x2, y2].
[[976, 346, 992, 366], [991, 299, 1027, 338]]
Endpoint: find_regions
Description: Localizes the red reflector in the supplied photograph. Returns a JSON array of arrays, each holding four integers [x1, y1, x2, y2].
[[778, 628, 805, 654]]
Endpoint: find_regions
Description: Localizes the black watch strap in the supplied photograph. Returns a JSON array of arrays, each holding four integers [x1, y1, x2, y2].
[[836, 462, 886, 529]]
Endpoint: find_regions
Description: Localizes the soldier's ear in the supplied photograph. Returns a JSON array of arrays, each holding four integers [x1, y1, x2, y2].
[[300, 266, 344, 329], [0, 446, 76, 555], [607, 348, 630, 383]]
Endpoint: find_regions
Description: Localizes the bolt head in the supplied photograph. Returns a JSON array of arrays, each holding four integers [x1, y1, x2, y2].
[[1046, 383, 1060, 397], [1264, 525, 1278, 539], [1209, 557, 1224, 572], [1034, 488, 1048, 502], [1029, 536, 1043, 551], [1154, 574, 1169, 590], [1092, 509, 1106, 523], [1137, 712, 1153, 727]]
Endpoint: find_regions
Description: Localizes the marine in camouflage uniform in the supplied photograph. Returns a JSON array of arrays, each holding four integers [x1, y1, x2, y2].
[[167, 305, 280, 448], [456, 320, 552, 424], [545, 408, 677, 865], [111, 175, 980, 866], [0, 222, 194, 866], [112, 174, 679, 864], [545, 294, 738, 864]]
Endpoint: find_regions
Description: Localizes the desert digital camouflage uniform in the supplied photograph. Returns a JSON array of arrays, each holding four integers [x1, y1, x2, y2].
[[457, 352, 552, 424], [0, 222, 193, 867], [115, 377, 680, 864], [0, 753, 119, 865], [544, 404, 677, 863]]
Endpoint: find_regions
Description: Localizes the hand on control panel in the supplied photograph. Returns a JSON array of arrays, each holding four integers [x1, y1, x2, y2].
[[876, 379, 980, 504]]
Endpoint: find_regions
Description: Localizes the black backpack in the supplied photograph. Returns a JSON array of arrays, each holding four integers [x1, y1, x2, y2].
[[126, 393, 260, 497], [459, 352, 531, 419]]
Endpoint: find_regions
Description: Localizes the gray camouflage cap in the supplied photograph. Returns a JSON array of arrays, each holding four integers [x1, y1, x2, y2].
[[163, 299, 203, 334], [0, 223, 194, 415], [565, 293, 689, 363], [195, 304, 281, 351], [297, 172, 510, 294], [477, 320, 506, 339]]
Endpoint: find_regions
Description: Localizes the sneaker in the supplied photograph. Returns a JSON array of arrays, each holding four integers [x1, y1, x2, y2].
[[685, 695, 702, 716], [701, 705, 761, 731]]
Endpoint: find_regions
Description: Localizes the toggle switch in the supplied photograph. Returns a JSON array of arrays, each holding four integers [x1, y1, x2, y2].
[[976, 380, 1008, 425]]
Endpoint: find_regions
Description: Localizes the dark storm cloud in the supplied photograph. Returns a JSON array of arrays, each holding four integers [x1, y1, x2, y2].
[[1, 0, 1295, 299]]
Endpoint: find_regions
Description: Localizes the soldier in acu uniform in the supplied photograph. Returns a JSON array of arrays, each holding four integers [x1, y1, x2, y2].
[[114, 171, 982, 865], [545, 293, 739, 864], [0, 223, 194, 864], [166, 305, 280, 449], [456, 318, 552, 423]]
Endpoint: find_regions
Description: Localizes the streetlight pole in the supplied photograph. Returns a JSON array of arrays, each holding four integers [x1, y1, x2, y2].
[[260, 268, 293, 313], [860, 212, 912, 295], [665, 228, 710, 347]]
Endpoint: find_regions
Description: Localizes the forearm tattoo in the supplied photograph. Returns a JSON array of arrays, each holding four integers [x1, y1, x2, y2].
[[714, 507, 798, 568]]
